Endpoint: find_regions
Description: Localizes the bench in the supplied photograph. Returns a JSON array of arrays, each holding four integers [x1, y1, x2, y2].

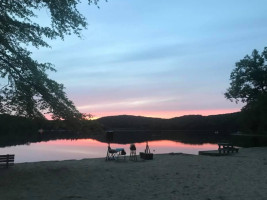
[[0, 154, 15, 168], [218, 143, 239, 154]]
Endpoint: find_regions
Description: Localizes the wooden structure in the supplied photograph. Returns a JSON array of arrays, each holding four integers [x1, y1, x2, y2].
[[218, 143, 239, 154], [199, 143, 239, 156], [129, 144, 137, 161], [0, 154, 15, 168], [198, 150, 222, 156], [140, 141, 153, 160]]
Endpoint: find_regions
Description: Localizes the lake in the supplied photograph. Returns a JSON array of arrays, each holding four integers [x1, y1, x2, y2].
[[0, 139, 218, 163], [1, 130, 267, 163]]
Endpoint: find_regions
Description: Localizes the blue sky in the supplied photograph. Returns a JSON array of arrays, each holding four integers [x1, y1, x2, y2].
[[32, 0, 267, 118]]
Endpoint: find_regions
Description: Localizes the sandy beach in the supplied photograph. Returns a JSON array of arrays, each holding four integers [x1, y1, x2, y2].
[[1, 147, 267, 200]]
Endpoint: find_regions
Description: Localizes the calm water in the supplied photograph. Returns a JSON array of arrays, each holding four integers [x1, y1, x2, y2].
[[0, 139, 218, 163]]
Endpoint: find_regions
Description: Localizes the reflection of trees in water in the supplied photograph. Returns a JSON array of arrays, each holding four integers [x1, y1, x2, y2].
[[0, 131, 96, 148], [93, 130, 230, 145], [94, 131, 267, 147], [1, 130, 267, 148], [230, 135, 267, 147]]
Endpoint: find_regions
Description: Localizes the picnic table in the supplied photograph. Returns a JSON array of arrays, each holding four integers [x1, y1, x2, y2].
[[218, 143, 239, 154]]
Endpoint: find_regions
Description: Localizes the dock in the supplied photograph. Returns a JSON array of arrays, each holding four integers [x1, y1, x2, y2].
[[198, 150, 223, 156], [199, 143, 239, 156]]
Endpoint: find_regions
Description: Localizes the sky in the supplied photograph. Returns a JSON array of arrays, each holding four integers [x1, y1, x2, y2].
[[32, 0, 267, 119]]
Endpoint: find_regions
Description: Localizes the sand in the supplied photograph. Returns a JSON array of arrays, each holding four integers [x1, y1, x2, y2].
[[1, 147, 267, 200]]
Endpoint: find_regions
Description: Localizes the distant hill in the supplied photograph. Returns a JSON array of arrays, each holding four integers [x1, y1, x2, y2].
[[0, 114, 101, 134], [0, 112, 241, 134], [97, 113, 241, 133], [0, 114, 102, 147]]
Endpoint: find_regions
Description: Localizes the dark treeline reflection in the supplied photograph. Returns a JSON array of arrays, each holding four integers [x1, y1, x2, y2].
[[0, 130, 100, 148], [1, 113, 267, 148], [95, 130, 230, 145], [1, 129, 267, 148], [92, 130, 267, 148], [0, 113, 101, 147]]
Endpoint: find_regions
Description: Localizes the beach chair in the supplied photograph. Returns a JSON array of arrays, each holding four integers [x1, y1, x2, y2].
[[129, 144, 137, 161], [105, 145, 118, 161]]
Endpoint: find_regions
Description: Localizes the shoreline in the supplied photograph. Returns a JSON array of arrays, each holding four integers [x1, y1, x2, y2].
[[1, 147, 267, 200]]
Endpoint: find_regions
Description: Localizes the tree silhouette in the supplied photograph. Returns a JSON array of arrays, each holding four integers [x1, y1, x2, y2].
[[0, 0, 101, 120], [225, 47, 267, 131], [225, 47, 267, 104]]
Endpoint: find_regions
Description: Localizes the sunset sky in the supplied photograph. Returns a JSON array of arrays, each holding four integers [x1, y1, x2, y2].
[[32, 0, 267, 119]]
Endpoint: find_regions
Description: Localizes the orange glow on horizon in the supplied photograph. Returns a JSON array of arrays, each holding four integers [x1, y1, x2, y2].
[[90, 108, 241, 119], [44, 108, 241, 120], [39, 138, 217, 150]]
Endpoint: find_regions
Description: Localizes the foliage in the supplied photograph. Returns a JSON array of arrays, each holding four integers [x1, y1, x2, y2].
[[225, 47, 267, 104], [97, 114, 241, 132], [0, 0, 100, 120], [240, 94, 267, 132], [0, 114, 103, 147], [225, 47, 267, 132]]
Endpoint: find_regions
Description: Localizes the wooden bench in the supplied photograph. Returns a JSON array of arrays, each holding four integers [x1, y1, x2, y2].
[[0, 154, 15, 168], [218, 143, 239, 154]]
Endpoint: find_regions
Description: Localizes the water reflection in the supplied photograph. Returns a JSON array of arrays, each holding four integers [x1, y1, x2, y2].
[[0, 130, 228, 148], [0, 139, 218, 163], [1, 130, 267, 163]]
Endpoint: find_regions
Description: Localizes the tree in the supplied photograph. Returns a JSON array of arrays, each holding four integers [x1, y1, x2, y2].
[[225, 47, 267, 104], [225, 47, 267, 132], [0, 0, 100, 120]]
